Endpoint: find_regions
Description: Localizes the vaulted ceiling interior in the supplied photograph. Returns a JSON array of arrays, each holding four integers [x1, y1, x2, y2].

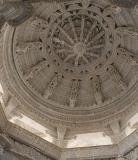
[[0, 0, 138, 160]]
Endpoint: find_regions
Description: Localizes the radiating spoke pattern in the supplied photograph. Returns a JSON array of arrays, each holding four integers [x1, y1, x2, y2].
[[58, 26, 75, 44], [68, 18, 78, 42], [80, 18, 85, 41], [85, 21, 97, 43], [87, 31, 105, 47], [64, 54, 75, 62], [52, 13, 105, 68]]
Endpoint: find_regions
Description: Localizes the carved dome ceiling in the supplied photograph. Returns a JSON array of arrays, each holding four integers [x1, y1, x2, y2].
[[1, 0, 138, 132]]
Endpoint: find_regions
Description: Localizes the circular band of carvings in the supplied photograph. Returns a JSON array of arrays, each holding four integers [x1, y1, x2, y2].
[[1, 1, 138, 128]]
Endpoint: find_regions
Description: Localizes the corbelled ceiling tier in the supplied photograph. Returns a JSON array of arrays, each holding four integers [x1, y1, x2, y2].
[[1, 0, 138, 131]]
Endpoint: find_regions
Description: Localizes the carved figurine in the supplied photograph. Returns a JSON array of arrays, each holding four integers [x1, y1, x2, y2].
[[108, 64, 127, 90], [92, 76, 103, 105], [69, 79, 80, 107], [24, 59, 48, 80], [43, 74, 63, 99]]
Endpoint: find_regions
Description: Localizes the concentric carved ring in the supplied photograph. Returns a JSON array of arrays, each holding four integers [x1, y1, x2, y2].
[[2, 0, 138, 128], [46, 1, 116, 76]]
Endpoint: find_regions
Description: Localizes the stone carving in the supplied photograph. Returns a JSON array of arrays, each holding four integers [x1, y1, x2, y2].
[[0, 1, 33, 26], [103, 5, 122, 16], [45, 0, 116, 77], [108, 64, 127, 90], [116, 47, 138, 65], [52, 14, 105, 68], [16, 41, 43, 55], [30, 16, 48, 41], [125, 146, 138, 160], [0, 134, 12, 155], [82, 0, 91, 8], [116, 157, 127, 160], [24, 59, 48, 80], [69, 79, 80, 107], [57, 127, 66, 147], [0, 144, 4, 155], [43, 73, 63, 99], [12, 141, 52, 160], [134, 5, 138, 15], [92, 76, 103, 105], [116, 27, 138, 38], [109, 0, 138, 8], [1, 0, 138, 144]]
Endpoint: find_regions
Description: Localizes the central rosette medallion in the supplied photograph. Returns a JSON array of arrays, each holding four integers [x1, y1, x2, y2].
[[47, 10, 110, 75]]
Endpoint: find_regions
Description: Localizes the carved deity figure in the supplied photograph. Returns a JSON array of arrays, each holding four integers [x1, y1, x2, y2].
[[69, 79, 80, 107], [108, 64, 127, 90], [92, 76, 103, 105], [43, 74, 63, 99], [24, 59, 48, 80]]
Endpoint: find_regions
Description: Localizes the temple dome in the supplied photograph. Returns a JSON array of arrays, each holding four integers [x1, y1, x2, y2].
[[0, 0, 138, 150]]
